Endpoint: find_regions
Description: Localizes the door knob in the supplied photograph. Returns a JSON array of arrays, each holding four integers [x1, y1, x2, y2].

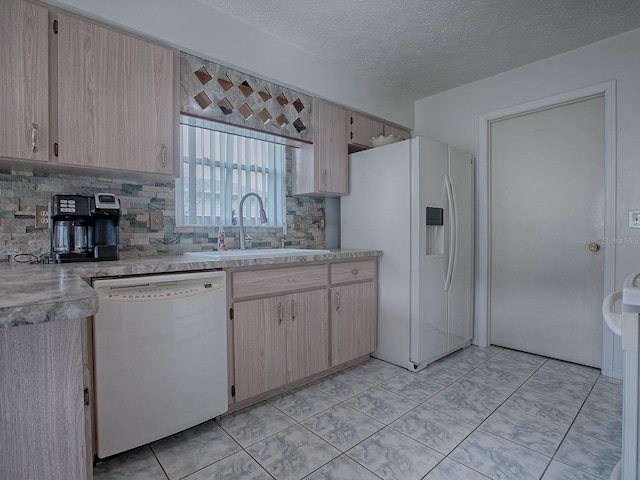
[[588, 242, 601, 252]]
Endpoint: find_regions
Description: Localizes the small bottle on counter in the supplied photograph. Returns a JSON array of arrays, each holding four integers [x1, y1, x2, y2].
[[217, 226, 228, 251]]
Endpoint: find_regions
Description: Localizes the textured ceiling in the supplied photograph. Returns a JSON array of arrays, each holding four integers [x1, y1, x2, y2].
[[196, 0, 640, 101]]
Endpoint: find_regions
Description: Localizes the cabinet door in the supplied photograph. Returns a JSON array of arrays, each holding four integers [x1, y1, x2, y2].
[[331, 282, 376, 366], [316, 99, 348, 194], [80, 317, 94, 478], [384, 124, 410, 140], [57, 13, 174, 174], [287, 290, 329, 383], [233, 297, 287, 402], [0, 0, 49, 162], [349, 112, 383, 148], [0, 318, 86, 479]]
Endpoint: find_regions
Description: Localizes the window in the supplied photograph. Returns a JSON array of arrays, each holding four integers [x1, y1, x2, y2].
[[176, 116, 286, 227]]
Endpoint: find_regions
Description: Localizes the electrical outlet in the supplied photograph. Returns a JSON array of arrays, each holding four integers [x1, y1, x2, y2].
[[293, 215, 302, 230], [630, 210, 640, 228], [150, 211, 164, 230], [318, 217, 326, 230], [35, 205, 49, 229]]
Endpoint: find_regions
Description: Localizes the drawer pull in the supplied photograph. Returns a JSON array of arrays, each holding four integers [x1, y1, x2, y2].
[[351, 269, 359, 275]]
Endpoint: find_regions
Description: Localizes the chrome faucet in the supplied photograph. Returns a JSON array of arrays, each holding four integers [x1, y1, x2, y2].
[[238, 192, 268, 249]]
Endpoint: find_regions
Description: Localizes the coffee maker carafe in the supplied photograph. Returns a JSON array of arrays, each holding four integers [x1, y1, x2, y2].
[[50, 193, 121, 263]]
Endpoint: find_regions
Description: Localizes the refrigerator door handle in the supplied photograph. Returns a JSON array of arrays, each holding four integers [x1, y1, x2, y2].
[[442, 179, 450, 287], [444, 176, 456, 291]]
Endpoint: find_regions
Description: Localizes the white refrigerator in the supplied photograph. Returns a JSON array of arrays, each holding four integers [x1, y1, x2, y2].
[[341, 137, 474, 371]]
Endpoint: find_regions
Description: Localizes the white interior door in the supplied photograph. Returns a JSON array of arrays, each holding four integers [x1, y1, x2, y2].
[[490, 96, 605, 367]]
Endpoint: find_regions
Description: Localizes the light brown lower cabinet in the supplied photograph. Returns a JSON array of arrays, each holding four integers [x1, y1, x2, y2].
[[0, 318, 87, 480], [233, 289, 329, 402], [81, 316, 94, 479], [331, 281, 376, 366]]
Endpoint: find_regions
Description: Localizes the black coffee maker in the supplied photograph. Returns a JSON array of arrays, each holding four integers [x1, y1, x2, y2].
[[50, 193, 121, 263]]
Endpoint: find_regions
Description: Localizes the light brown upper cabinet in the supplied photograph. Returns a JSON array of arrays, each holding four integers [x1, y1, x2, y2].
[[384, 123, 411, 140], [0, 0, 49, 162], [348, 111, 384, 149], [293, 98, 348, 196], [57, 13, 176, 175], [348, 111, 411, 151]]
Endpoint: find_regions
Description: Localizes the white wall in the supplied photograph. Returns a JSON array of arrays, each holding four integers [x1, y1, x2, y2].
[[415, 27, 640, 370], [44, 0, 414, 128]]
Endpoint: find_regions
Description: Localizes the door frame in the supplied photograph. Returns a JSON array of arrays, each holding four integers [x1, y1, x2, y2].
[[475, 81, 618, 376]]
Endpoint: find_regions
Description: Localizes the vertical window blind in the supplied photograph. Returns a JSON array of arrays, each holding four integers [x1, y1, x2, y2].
[[176, 117, 285, 227]]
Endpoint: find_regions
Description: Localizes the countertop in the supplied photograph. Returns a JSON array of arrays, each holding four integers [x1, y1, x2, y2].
[[0, 249, 381, 328]]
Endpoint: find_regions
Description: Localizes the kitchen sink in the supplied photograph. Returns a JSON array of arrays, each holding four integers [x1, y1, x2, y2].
[[184, 248, 331, 259]]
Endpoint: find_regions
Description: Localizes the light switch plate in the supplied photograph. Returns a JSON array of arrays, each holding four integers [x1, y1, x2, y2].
[[35, 205, 49, 229], [293, 215, 302, 230], [630, 211, 640, 228], [150, 211, 164, 230]]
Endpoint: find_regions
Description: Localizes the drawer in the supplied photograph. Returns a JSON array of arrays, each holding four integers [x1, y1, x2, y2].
[[330, 260, 375, 284], [232, 265, 328, 298]]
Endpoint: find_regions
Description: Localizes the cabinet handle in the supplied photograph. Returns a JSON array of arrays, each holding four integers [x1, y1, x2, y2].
[[161, 144, 167, 168], [31, 123, 38, 153], [291, 300, 296, 321], [351, 269, 359, 275], [322, 170, 327, 187], [278, 302, 283, 324], [335, 291, 341, 311], [83, 387, 90, 406]]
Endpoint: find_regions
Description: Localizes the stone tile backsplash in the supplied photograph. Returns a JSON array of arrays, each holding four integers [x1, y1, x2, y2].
[[0, 160, 325, 262]]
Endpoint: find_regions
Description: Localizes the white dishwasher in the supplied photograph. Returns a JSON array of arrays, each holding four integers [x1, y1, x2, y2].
[[92, 271, 227, 459]]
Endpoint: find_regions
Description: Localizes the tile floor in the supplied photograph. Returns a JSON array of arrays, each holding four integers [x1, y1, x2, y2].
[[94, 346, 623, 480]]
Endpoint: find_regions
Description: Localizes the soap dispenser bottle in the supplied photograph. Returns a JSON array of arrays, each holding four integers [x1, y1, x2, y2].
[[217, 226, 228, 251]]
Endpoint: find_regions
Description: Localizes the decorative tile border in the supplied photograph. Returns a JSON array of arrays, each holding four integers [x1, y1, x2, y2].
[[181, 52, 313, 142]]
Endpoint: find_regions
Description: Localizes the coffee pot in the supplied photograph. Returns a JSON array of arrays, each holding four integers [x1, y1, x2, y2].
[[50, 193, 121, 263]]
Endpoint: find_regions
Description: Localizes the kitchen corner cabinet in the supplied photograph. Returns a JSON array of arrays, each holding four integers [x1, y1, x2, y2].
[[293, 98, 348, 196], [56, 13, 175, 175], [0, 318, 87, 480], [81, 317, 95, 479], [0, 0, 49, 162], [383, 124, 411, 140], [330, 260, 377, 365], [348, 110, 411, 151], [348, 111, 384, 148]]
